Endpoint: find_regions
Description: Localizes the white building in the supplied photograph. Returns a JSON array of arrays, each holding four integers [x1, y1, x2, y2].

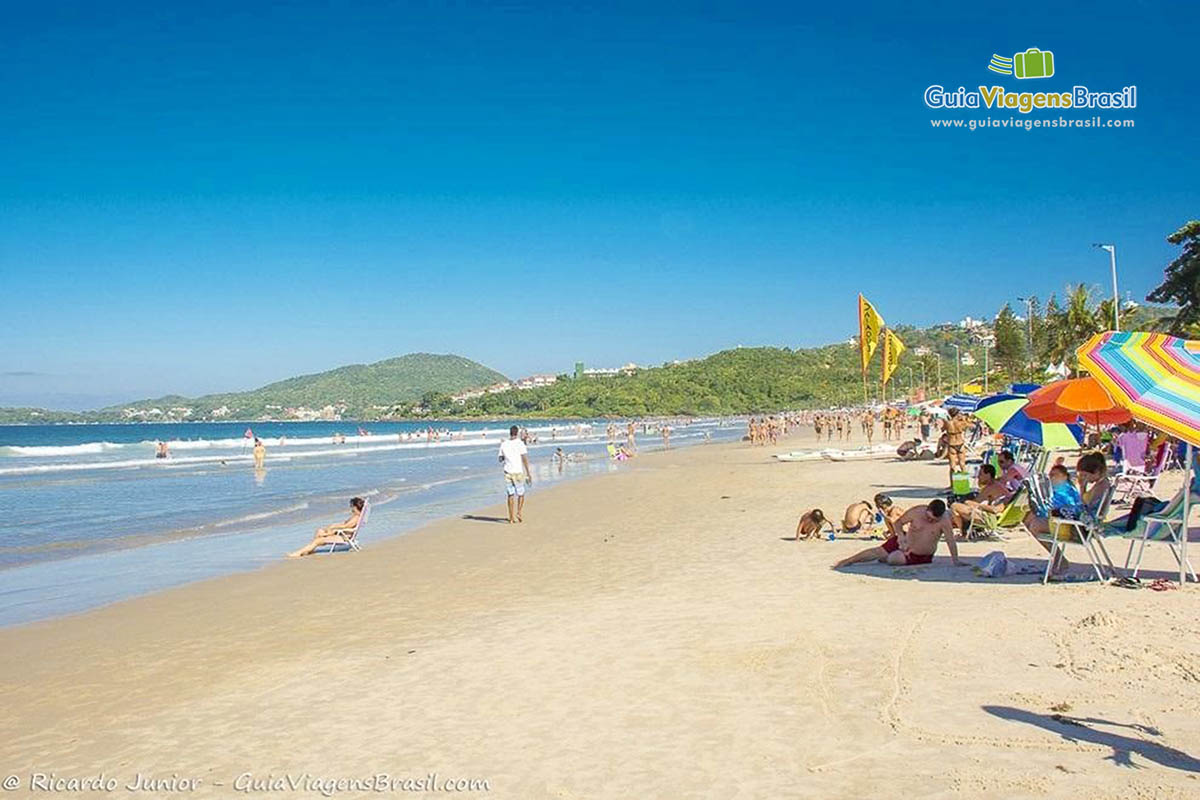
[[515, 374, 558, 390]]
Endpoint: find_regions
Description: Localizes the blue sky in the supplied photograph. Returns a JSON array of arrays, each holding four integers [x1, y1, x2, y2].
[[2, 1, 1196, 409]]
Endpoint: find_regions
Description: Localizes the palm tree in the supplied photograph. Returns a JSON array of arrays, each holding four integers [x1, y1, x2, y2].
[[1045, 284, 1103, 373]]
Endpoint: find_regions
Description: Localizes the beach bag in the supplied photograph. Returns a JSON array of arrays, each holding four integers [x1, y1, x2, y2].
[[951, 471, 972, 497], [974, 551, 1008, 578]]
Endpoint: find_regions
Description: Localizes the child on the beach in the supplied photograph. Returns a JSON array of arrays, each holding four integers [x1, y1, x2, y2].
[[1048, 464, 1084, 520], [795, 509, 831, 541]]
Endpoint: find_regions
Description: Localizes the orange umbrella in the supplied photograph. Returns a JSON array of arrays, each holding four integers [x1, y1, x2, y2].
[[1025, 377, 1132, 425]]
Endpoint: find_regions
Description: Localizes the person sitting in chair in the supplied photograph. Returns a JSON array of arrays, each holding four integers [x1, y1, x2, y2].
[[287, 497, 364, 558], [949, 464, 1015, 537]]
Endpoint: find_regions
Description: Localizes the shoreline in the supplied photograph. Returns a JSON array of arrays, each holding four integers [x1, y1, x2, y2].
[[0, 428, 735, 627], [4, 431, 1199, 798]]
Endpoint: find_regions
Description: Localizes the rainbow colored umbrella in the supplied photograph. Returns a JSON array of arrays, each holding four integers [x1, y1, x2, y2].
[[973, 393, 1083, 449], [1076, 331, 1200, 447], [1078, 331, 1200, 585]]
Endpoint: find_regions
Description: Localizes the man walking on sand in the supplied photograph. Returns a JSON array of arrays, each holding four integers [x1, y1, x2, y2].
[[499, 425, 532, 523]]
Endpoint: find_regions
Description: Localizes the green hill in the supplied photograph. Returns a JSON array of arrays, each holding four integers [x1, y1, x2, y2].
[[0, 297, 1178, 424], [105, 353, 509, 420], [428, 300, 1177, 418]]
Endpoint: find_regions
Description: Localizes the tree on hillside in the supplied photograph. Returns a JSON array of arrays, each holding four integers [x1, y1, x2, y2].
[[1094, 297, 1135, 333], [992, 304, 1026, 381], [1040, 294, 1062, 368], [1147, 220, 1200, 336], [1045, 285, 1102, 373]]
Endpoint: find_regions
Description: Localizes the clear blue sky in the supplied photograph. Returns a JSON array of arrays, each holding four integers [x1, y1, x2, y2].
[[2, 1, 1196, 409]]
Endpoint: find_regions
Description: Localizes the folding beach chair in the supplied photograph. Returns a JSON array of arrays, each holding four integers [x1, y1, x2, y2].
[[966, 486, 1028, 540], [1037, 485, 1117, 584], [1112, 445, 1169, 505], [1115, 487, 1200, 580], [317, 500, 369, 554]]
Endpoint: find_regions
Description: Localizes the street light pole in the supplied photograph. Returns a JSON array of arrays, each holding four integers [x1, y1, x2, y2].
[[983, 340, 991, 394], [935, 354, 942, 394], [1093, 243, 1119, 331], [951, 344, 961, 392], [1017, 295, 1035, 380]]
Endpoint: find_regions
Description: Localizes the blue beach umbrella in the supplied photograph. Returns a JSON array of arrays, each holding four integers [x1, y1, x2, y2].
[[943, 394, 980, 412], [973, 393, 1083, 448]]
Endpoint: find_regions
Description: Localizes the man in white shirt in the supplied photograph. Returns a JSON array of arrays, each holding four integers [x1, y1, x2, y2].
[[498, 425, 532, 523]]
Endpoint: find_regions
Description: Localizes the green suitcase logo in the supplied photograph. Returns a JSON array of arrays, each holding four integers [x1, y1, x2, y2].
[[987, 48, 1055, 79], [1013, 47, 1054, 79]]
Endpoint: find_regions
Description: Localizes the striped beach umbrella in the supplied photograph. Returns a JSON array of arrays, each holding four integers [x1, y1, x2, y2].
[[943, 394, 980, 412], [1076, 331, 1200, 447], [973, 393, 1084, 449], [1077, 331, 1200, 585]]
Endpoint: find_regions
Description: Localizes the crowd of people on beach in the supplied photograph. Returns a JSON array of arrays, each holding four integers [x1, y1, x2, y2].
[[787, 403, 1194, 579]]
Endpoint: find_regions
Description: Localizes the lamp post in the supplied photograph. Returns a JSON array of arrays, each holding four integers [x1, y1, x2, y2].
[[1017, 295, 1035, 380], [983, 339, 992, 394], [934, 353, 942, 394], [1093, 243, 1120, 331], [951, 344, 961, 392]]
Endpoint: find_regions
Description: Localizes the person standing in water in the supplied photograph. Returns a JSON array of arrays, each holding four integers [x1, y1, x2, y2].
[[252, 438, 266, 469]]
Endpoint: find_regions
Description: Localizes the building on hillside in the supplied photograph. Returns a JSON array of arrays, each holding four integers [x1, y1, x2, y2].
[[515, 374, 558, 390], [450, 388, 487, 404]]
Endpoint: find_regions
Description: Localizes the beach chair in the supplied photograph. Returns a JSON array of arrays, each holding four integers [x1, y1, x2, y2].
[[965, 486, 1028, 540], [1024, 473, 1052, 518], [1037, 485, 1117, 584], [1114, 487, 1200, 580], [316, 500, 369, 554], [1112, 445, 1169, 505]]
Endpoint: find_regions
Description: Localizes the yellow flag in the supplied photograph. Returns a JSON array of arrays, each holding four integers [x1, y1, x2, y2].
[[857, 294, 884, 373], [881, 328, 905, 387]]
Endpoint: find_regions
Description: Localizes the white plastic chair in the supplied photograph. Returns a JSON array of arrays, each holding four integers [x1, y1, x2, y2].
[[317, 500, 369, 554]]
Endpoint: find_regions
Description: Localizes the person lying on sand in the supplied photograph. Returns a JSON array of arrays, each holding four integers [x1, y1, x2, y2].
[[795, 509, 831, 541], [287, 497, 364, 558], [833, 499, 962, 568], [949, 464, 1014, 536]]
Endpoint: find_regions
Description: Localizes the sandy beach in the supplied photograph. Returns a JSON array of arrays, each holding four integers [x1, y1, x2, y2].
[[3, 429, 1199, 799]]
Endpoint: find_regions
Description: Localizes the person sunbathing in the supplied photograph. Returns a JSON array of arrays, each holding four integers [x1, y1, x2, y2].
[[287, 497, 364, 558], [833, 499, 961, 568], [795, 509, 831, 541], [949, 464, 1014, 536]]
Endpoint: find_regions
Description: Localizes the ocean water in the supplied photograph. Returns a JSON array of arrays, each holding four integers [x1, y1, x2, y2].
[[0, 418, 744, 626]]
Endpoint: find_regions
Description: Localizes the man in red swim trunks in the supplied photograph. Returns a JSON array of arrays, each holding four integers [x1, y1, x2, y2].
[[833, 499, 962, 568]]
